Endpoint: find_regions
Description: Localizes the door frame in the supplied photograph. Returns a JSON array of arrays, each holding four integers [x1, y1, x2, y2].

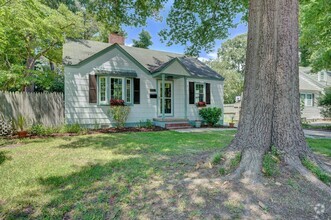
[[157, 80, 174, 116]]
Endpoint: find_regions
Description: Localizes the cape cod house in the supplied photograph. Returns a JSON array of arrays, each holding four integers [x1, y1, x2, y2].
[[63, 34, 224, 128]]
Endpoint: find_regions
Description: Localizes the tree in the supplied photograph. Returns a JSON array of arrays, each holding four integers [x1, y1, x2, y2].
[[207, 34, 247, 103], [0, 0, 83, 91], [299, 0, 331, 72], [159, 0, 331, 192], [217, 34, 247, 75], [208, 60, 243, 104], [132, 30, 153, 49], [319, 87, 331, 118]]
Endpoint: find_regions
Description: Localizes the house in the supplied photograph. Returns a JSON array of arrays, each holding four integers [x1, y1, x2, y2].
[[299, 67, 330, 120], [223, 67, 331, 124], [63, 34, 224, 128]]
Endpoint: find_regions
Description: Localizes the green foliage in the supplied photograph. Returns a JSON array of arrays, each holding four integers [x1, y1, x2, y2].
[[206, 35, 246, 104], [109, 106, 131, 128], [211, 153, 223, 165], [138, 119, 153, 129], [199, 107, 222, 126], [160, 0, 247, 56], [63, 123, 84, 133], [0, 0, 83, 91], [262, 147, 280, 177], [301, 157, 331, 185], [318, 87, 331, 118], [300, 0, 331, 71], [29, 124, 59, 136], [229, 153, 241, 170], [133, 30, 153, 49], [14, 115, 27, 131]]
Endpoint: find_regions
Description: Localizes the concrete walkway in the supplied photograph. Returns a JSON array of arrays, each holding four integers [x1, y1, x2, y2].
[[174, 128, 331, 139]]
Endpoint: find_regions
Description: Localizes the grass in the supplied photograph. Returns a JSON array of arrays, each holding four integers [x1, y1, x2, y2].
[[0, 130, 329, 219], [262, 147, 280, 177], [306, 138, 331, 157], [301, 157, 331, 185], [301, 123, 331, 131], [0, 130, 235, 219], [211, 152, 223, 165]]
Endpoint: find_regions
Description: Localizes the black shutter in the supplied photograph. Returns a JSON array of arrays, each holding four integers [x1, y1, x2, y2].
[[189, 82, 195, 104], [89, 74, 97, 103], [312, 93, 314, 106], [206, 83, 211, 104], [134, 78, 140, 104]]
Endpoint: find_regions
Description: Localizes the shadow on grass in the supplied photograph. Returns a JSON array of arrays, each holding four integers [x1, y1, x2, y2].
[[0, 151, 11, 165]]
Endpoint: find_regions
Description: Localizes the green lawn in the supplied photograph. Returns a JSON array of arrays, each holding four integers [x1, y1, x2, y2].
[[0, 130, 329, 219]]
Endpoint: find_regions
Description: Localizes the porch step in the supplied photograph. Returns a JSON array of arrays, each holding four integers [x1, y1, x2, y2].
[[165, 122, 192, 130]]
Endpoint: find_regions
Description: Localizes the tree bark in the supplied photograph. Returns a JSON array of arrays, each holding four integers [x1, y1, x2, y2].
[[227, 0, 328, 187]]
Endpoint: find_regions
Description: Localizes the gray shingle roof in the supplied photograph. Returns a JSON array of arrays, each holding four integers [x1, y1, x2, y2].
[[63, 39, 224, 80]]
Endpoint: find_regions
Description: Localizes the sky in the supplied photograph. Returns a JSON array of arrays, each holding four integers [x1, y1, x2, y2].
[[122, 2, 248, 61]]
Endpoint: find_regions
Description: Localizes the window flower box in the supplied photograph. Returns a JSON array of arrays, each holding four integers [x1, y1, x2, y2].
[[110, 99, 125, 106], [196, 101, 206, 107]]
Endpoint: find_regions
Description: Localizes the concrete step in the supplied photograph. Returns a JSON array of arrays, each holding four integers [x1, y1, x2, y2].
[[167, 125, 192, 130]]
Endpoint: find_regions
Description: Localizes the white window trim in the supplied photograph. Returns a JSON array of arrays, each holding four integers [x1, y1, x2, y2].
[[195, 83, 205, 103], [98, 76, 108, 105], [110, 77, 125, 101], [300, 93, 313, 107], [126, 78, 133, 104]]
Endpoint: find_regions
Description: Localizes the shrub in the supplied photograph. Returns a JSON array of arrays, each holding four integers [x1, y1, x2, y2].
[[63, 123, 83, 133], [302, 157, 331, 185], [109, 106, 131, 128], [318, 87, 331, 118], [30, 124, 54, 136], [199, 107, 222, 126]]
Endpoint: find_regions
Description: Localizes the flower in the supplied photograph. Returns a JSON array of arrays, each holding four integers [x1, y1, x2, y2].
[[110, 99, 125, 106], [196, 101, 206, 107]]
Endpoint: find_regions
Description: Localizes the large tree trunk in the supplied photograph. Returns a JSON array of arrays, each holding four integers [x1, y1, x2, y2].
[[226, 0, 330, 191]]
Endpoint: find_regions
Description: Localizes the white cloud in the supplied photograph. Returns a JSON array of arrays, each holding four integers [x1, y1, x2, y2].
[[198, 57, 209, 62], [125, 42, 133, 47], [207, 51, 218, 59]]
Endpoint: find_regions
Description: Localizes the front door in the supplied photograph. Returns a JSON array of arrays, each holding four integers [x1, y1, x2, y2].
[[158, 81, 173, 116]]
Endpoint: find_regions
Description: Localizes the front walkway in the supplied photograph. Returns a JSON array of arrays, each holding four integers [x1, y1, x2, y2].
[[174, 128, 331, 138]]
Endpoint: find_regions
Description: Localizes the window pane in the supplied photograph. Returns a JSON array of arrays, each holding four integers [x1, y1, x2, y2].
[[195, 84, 205, 102], [111, 78, 123, 100], [126, 79, 131, 103], [99, 77, 106, 102]]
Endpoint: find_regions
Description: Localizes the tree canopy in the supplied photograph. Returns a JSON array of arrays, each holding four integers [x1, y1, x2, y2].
[[299, 0, 331, 71], [133, 30, 153, 49]]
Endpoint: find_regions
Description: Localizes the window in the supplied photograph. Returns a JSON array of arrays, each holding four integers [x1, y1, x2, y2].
[[98, 77, 107, 104], [111, 78, 123, 100], [126, 78, 132, 103], [98, 76, 132, 105], [195, 83, 205, 103], [318, 72, 325, 81], [300, 93, 313, 106]]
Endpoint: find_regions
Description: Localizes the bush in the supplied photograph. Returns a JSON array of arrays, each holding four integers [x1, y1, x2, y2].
[[63, 123, 83, 133], [109, 106, 131, 128], [30, 124, 54, 136], [138, 119, 153, 128], [199, 107, 222, 126], [319, 87, 331, 118]]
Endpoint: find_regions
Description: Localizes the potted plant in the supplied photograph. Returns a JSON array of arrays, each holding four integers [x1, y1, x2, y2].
[[229, 115, 235, 128], [15, 115, 28, 138], [195, 120, 202, 128], [196, 101, 207, 108]]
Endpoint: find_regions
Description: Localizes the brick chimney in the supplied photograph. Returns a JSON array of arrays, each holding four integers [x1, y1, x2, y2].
[[108, 32, 125, 45]]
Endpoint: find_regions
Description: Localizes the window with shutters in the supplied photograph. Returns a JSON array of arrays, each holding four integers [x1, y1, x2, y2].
[[97, 76, 132, 105], [195, 83, 205, 103]]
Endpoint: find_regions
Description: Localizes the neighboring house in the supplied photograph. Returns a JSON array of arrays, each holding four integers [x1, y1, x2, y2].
[[299, 67, 331, 120], [223, 67, 331, 124], [63, 34, 224, 128]]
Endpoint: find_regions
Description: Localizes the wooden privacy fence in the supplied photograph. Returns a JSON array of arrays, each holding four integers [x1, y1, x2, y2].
[[0, 91, 64, 127]]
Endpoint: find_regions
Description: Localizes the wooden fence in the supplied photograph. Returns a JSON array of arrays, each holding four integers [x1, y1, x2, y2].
[[0, 91, 64, 127]]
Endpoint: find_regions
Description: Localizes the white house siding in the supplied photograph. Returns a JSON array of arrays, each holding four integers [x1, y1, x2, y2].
[[65, 48, 225, 127], [65, 47, 158, 127], [185, 78, 224, 121]]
